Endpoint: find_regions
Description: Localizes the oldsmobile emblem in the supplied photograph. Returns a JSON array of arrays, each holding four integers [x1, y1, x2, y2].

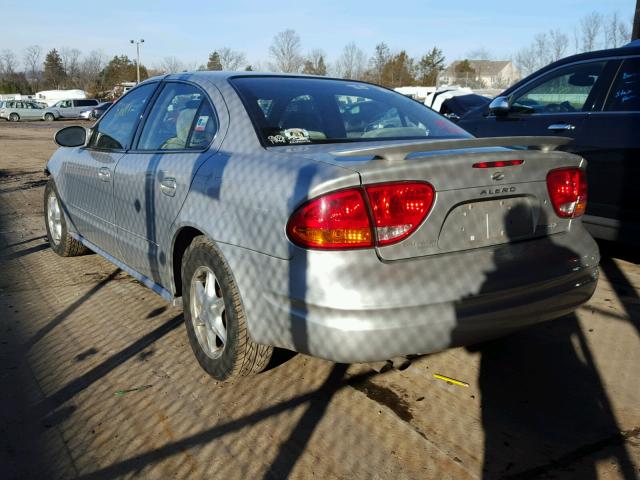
[[492, 172, 505, 181]]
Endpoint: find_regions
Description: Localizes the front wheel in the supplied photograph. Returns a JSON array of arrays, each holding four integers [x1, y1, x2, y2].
[[182, 236, 272, 381], [44, 113, 55, 122], [9, 113, 19, 122], [44, 179, 88, 257]]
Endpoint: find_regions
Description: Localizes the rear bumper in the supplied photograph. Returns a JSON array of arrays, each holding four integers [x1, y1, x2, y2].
[[263, 265, 597, 363], [218, 225, 600, 363]]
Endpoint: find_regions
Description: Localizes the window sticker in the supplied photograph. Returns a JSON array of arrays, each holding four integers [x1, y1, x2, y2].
[[267, 134, 287, 144], [283, 128, 310, 144], [195, 115, 209, 132]]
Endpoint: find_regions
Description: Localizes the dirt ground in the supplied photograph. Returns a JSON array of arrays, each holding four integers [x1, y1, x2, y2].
[[0, 120, 639, 480]]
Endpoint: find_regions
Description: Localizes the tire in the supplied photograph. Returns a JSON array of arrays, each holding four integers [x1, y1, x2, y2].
[[44, 113, 55, 122], [44, 179, 88, 257], [9, 113, 19, 122], [182, 236, 272, 381]]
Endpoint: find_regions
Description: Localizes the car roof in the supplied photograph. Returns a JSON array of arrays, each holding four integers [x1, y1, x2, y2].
[[142, 71, 357, 87], [502, 43, 640, 96]]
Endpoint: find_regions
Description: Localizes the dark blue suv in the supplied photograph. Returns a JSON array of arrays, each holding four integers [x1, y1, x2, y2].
[[459, 40, 640, 246]]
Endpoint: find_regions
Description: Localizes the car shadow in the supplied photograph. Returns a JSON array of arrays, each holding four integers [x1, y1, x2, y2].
[[454, 206, 635, 478]]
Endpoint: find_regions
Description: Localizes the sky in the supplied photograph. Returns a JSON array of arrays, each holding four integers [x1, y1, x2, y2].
[[4, 0, 636, 69]]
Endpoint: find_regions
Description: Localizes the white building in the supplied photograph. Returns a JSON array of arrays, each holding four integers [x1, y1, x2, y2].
[[34, 89, 88, 106]]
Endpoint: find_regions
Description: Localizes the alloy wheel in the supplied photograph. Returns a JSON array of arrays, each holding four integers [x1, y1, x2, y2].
[[190, 266, 227, 359], [47, 192, 62, 245]]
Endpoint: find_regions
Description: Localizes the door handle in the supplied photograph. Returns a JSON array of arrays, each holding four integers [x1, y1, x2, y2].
[[160, 178, 177, 197], [547, 123, 575, 131], [98, 167, 111, 182]]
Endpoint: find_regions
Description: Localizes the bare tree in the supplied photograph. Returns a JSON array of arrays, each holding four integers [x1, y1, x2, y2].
[[78, 50, 106, 92], [268, 29, 304, 73], [334, 42, 367, 80], [514, 46, 538, 77], [184, 61, 200, 71], [23, 45, 42, 83], [605, 12, 632, 48], [548, 29, 569, 61], [573, 27, 581, 54], [0, 50, 18, 75], [218, 48, 246, 71], [619, 19, 631, 44], [60, 47, 82, 78], [158, 56, 185, 74], [580, 12, 603, 52], [367, 42, 391, 84], [532, 33, 552, 67]]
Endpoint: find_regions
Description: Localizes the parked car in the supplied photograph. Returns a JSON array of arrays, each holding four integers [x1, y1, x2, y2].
[[44, 73, 599, 380], [458, 41, 640, 246], [42, 98, 100, 121], [88, 102, 113, 120], [0, 100, 46, 121]]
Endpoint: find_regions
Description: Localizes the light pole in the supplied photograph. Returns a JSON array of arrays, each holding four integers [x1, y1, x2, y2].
[[130, 39, 144, 83]]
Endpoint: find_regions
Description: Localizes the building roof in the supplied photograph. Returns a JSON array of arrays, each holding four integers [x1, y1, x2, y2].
[[444, 60, 512, 77]]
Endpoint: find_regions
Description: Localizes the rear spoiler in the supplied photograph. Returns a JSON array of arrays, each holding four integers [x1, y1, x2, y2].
[[331, 136, 572, 162]]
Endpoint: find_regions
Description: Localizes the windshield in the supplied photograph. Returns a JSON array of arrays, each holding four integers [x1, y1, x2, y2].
[[230, 76, 470, 146]]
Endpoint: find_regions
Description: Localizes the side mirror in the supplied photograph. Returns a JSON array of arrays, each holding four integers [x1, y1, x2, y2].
[[488, 96, 510, 116], [54, 126, 88, 147]]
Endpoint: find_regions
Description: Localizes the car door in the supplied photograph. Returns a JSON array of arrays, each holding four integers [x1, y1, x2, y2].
[[470, 60, 614, 154], [57, 100, 73, 118], [13, 101, 25, 119], [113, 81, 222, 283], [24, 102, 40, 120], [59, 83, 159, 258], [579, 56, 640, 243]]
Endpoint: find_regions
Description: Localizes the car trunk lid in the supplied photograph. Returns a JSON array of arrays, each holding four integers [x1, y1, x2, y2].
[[324, 136, 584, 261]]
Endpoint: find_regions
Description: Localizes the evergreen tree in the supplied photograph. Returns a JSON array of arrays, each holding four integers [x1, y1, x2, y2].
[[43, 49, 66, 89], [207, 51, 222, 70], [416, 47, 445, 86], [302, 52, 327, 76], [381, 50, 415, 88], [102, 55, 148, 87]]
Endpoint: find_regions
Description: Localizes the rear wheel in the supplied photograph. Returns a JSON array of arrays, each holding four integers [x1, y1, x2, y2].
[[9, 113, 19, 122], [44, 179, 88, 257], [44, 113, 55, 121], [182, 236, 272, 381]]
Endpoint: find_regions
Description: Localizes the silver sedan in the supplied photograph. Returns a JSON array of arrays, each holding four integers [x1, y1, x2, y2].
[[43, 73, 599, 380]]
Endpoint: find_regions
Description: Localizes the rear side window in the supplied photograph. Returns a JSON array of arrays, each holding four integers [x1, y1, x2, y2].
[[231, 76, 469, 146], [605, 58, 640, 112], [512, 61, 606, 114], [88, 83, 157, 150], [137, 83, 218, 151], [75, 99, 98, 107]]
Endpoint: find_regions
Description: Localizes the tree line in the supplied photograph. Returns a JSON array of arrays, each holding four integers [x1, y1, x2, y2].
[[0, 10, 633, 97], [514, 11, 633, 76]]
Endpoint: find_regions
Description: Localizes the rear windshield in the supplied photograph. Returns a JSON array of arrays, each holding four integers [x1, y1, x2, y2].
[[230, 76, 470, 146]]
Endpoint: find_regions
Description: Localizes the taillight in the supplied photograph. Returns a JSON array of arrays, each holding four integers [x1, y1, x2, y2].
[[473, 160, 524, 168], [546, 167, 587, 218], [286, 188, 373, 249], [365, 182, 435, 246], [287, 182, 435, 250]]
